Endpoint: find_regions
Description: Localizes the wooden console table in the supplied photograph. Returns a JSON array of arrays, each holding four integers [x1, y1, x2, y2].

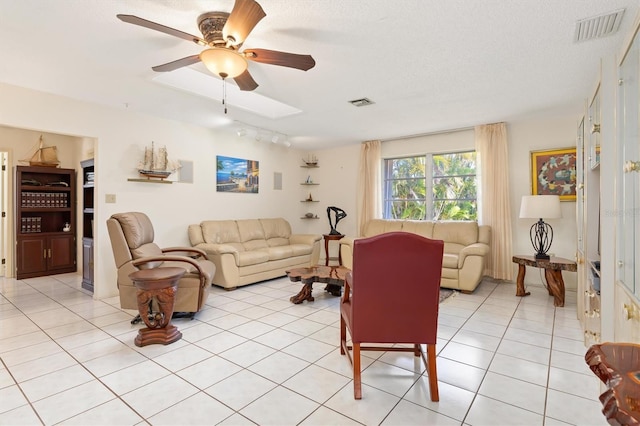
[[129, 267, 185, 347], [585, 343, 640, 425], [512, 255, 577, 307]]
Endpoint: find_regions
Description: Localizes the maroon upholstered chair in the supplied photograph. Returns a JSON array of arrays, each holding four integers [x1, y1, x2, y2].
[[340, 231, 444, 400]]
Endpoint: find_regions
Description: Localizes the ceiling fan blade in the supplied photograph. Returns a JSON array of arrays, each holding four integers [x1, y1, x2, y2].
[[244, 49, 316, 71], [117, 14, 205, 45], [152, 55, 201, 72], [222, 0, 266, 46], [234, 69, 259, 91]]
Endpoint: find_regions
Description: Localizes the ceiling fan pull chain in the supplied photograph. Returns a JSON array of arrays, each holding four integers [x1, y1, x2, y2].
[[220, 72, 228, 114]]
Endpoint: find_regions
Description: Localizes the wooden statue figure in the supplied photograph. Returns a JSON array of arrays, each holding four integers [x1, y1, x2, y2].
[[327, 206, 347, 235]]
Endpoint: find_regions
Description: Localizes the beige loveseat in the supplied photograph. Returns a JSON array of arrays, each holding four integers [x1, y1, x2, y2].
[[188, 218, 322, 289], [340, 219, 490, 293]]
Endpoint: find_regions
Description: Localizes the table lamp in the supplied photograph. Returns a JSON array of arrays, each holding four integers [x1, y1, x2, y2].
[[519, 195, 562, 260]]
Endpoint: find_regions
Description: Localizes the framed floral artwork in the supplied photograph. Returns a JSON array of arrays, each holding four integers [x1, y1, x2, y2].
[[530, 147, 576, 201]]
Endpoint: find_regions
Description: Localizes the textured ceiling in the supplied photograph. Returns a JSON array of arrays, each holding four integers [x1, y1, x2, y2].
[[0, 0, 637, 150]]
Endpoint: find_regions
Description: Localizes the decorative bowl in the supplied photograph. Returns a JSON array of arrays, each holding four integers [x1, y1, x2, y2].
[[305, 213, 314, 218]]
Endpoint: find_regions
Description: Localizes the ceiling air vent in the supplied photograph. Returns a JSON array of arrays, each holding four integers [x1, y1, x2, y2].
[[574, 9, 625, 42], [348, 98, 375, 107]]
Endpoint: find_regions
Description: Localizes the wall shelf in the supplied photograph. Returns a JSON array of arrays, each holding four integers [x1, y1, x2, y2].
[[301, 162, 319, 220], [127, 178, 172, 184]]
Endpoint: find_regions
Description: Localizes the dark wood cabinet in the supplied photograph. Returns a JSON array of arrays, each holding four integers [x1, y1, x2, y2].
[[80, 159, 94, 292], [82, 237, 94, 291], [16, 166, 76, 279]]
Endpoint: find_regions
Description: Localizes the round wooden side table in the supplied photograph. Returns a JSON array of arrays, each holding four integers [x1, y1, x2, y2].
[[129, 267, 185, 347], [323, 233, 344, 266]]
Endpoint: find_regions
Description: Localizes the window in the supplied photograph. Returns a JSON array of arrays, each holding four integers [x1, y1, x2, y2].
[[383, 151, 477, 220]]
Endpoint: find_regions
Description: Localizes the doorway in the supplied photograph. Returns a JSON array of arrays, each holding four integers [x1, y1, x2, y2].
[[0, 127, 96, 280], [0, 151, 8, 276]]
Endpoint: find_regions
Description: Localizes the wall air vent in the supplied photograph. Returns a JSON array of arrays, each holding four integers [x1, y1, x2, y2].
[[348, 98, 375, 107], [574, 9, 625, 42]]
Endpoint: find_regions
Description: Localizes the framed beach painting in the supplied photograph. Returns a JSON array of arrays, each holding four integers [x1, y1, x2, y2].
[[530, 147, 577, 201], [216, 155, 259, 193]]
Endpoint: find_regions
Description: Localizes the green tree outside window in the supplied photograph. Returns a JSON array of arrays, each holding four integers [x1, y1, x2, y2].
[[383, 151, 477, 221]]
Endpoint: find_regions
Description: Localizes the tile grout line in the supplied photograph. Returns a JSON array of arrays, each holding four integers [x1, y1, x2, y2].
[[1, 276, 153, 425]]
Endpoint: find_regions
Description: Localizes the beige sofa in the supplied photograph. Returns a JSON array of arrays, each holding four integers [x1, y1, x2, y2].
[[188, 218, 322, 289], [340, 219, 490, 293]]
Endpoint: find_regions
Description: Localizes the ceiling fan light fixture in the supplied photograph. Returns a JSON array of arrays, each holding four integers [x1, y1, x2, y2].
[[200, 48, 247, 78]]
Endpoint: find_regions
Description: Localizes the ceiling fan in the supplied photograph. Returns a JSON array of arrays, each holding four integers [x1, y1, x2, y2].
[[117, 0, 316, 92]]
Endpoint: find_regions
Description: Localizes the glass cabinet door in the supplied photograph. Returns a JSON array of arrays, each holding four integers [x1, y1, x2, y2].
[[577, 117, 585, 255], [589, 91, 601, 169], [617, 36, 640, 298]]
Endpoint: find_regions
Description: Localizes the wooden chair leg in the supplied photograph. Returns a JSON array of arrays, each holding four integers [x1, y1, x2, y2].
[[353, 342, 362, 399], [414, 343, 420, 356], [340, 316, 346, 355], [426, 344, 439, 402]]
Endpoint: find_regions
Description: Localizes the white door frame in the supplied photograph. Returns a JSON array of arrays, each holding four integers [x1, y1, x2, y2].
[[0, 151, 11, 277]]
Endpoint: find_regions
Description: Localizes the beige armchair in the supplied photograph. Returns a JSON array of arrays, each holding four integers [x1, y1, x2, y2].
[[107, 212, 215, 321]]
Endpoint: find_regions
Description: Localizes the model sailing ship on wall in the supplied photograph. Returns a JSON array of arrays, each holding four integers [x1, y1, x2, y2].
[[20, 135, 60, 167], [137, 142, 180, 180]]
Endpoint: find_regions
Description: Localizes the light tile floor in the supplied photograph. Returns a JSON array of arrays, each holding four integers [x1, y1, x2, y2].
[[0, 273, 607, 425]]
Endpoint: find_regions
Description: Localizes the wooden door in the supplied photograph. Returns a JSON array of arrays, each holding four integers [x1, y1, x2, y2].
[[16, 236, 47, 278], [48, 234, 75, 271]]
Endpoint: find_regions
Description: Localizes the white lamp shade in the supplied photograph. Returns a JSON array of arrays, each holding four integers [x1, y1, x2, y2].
[[200, 48, 248, 78], [519, 195, 562, 219]]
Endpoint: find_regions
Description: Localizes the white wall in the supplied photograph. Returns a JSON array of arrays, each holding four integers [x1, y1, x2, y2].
[[382, 129, 476, 157], [508, 116, 579, 290], [0, 82, 311, 299]]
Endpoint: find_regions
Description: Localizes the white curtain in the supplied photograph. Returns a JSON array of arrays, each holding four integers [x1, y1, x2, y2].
[[475, 123, 513, 280], [357, 140, 381, 236]]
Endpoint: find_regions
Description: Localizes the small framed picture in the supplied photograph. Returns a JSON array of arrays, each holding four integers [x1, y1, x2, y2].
[[530, 147, 576, 201]]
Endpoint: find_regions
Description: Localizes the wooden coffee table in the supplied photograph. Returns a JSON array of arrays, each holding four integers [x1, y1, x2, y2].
[[286, 265, 349, 304]]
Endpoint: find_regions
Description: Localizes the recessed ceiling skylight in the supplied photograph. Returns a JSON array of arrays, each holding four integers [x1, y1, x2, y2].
[[152, 68, 302, 119]]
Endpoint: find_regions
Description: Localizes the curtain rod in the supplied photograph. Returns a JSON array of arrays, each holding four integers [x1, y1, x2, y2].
[[381, 125, 475, 143]]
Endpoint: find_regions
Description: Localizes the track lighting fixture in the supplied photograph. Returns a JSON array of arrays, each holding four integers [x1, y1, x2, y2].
[[233, 121, 290, 147]]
